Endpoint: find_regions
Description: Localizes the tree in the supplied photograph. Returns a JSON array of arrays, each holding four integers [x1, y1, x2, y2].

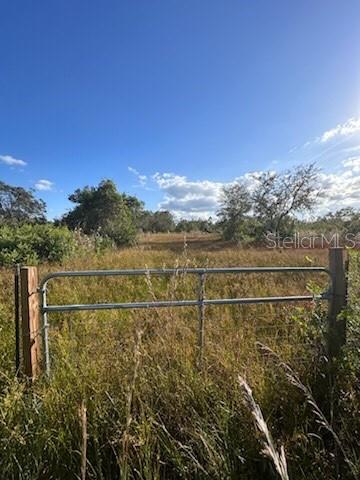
[[175, 218, 215, 233], [0, 181, 46, 224], [309, 207, 360, 235], [123, 194, 145, 226], [61, 180, 137, 245], [140, 210, 175, 233], [217, 182, 252, 241], [252, 164, 319, 237]]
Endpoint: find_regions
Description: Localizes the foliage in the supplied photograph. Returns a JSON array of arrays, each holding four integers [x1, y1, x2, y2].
[[140, 210, 175, 233], [61, 180, 137, 246], [123, 194, 145, 227], [252, 163, 319, 237], [0, 180, 46, 224], [217, 164, 320, 242], [0, 223, 75, 265], [217, 182, 252, 242], [301, 207, 360, 237], [175, 218, 215, 233]]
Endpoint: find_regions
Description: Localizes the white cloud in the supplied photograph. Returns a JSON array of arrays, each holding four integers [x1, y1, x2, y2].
[[342, 156, 360, 172], [315, 168, 360, 214], [152, 172, 263, 219], [128, 166, 147, 186], [319, 118, 360, 143], [150, 164, 360, 220], [35, 179, 54, 191], [0, 154, 27, 167], [147, 118, 360, 219], [153, 173, 223, 219]]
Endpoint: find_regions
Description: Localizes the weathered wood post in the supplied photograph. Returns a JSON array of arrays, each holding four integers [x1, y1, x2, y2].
[[328, 248, 347, 359], [20, 266, 42, 379], [14, 264, 21, 375]]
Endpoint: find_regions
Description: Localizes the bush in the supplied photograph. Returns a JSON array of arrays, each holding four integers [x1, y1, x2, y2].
[[0, 224, 76, 265], [61, 180, 138, 246], [101, 211, 137, 247]]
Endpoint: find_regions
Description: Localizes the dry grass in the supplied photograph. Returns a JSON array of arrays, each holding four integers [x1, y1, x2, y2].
[[238, 375, 289, 480], [0, 235, 358, 479]]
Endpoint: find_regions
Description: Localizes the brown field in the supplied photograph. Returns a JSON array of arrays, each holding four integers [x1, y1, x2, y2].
[[0, 234, 358, 479]]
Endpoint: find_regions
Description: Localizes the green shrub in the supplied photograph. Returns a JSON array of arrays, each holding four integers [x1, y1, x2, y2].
[[0, 224, 76, 265], [101, 211, 137, 247], [61, 180, 138, 246]]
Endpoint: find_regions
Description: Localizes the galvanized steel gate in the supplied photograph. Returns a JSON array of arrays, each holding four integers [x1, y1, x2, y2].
[[16, 248, 348, 379], [39, 266, 331, 376]]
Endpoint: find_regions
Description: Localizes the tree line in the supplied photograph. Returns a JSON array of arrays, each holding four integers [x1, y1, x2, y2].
[[0, 179, 214, 246], [0, 163, 358, 250]]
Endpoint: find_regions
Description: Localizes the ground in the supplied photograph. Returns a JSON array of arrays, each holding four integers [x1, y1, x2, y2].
[[0, 234, 358, 480]]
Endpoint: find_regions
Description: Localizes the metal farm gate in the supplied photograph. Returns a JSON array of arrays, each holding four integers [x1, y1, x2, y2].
[[15, 248, 347, 379]]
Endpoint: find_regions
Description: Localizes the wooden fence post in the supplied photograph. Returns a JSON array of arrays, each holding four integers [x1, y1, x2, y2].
[[14, 264, 21, 375], [328, 248, 347, 359], [20, 266, 42, 379]]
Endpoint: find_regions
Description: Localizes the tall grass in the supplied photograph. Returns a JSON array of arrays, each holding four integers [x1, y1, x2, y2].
[[0, 238, 358, 479], [238, 375, 289, 480]]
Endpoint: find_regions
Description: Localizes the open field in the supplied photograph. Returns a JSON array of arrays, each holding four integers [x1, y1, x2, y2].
[[137, 232, 232, 251], [0, 235, 359, 479]]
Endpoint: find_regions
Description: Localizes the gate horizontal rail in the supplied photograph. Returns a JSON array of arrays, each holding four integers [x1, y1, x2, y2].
[[37, 266, 332, 376], [43, 295, 325, 313], [39, 265, 330, 282], [39, 266, 331, 313]]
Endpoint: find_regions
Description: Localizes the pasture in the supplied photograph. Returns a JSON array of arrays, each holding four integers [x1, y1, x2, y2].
[[0, 234, 358, 479]]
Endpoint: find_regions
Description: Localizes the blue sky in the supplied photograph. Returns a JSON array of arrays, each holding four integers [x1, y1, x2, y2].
[[1, 0, 360, 219]]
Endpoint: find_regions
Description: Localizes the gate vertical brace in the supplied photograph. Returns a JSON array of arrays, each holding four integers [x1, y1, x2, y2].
[[41, 283, 51, 376], [328, 247, 347, 359], [197, 273, 206, 369]]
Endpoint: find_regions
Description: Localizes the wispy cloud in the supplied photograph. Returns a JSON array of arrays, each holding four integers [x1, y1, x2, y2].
[[128, 166, 147, 186], [0, 154, 27, 167], [342, 156, 360, 172], [35, 179, 54, 191], [343, 144, 360, 154], [319, 118, 360, 143], [290, 118, 360, 157]]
